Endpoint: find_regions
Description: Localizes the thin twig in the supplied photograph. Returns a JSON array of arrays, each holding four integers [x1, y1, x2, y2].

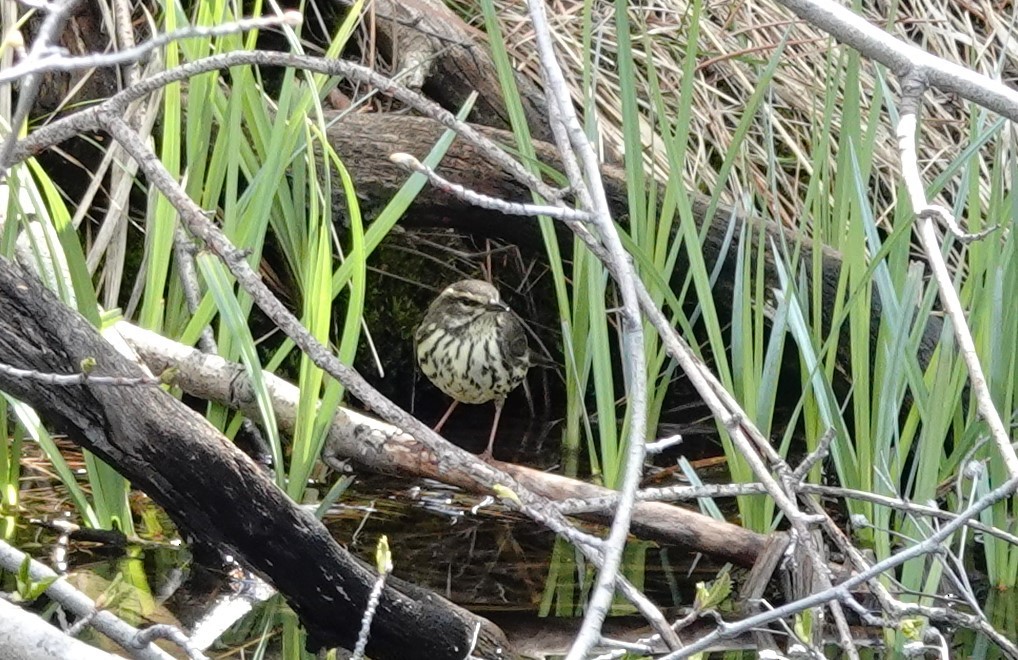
[[0, 361, 158, 386], [389, 152, 595, 222]]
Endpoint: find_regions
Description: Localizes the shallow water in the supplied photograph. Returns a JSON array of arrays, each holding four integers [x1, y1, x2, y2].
[[6, 430, 1017, 658]]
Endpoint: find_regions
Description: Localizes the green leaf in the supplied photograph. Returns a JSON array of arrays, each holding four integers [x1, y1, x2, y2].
[[375, 535, 393, 574], [15, 556, 56, 602], [794, 609, 814, 641], [692, 567, 731, 611], [900, 617, 925, 641]]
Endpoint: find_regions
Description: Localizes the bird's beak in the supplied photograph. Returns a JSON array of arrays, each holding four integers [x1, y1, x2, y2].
[[485, 299, 510, 313]]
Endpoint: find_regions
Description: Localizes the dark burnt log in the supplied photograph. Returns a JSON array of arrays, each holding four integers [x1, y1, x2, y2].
[[0, 258, 515, 660]]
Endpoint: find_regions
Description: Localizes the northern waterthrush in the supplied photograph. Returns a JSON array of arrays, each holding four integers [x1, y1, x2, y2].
[[415, 279, 532, 459]]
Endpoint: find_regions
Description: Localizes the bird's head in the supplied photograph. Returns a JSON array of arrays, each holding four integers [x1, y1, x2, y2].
[[435, 279, 510, 324]]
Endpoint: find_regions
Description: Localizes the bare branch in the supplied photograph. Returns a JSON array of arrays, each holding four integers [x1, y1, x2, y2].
[[389, 152, 595, 222], [772, 0, 1018, 121], [895, 79, 1018, 480], [522, 1, 650, 654], [0, 12, 302, 86], [0, 361, 158, 386]]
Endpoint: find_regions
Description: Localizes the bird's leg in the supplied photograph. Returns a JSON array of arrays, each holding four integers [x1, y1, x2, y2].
[[433, 399, 460, 434], [479, 400, 505, 461]]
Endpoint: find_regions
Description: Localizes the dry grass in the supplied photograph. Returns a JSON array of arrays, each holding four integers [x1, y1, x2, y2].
[[455, 0, 1017, 231]]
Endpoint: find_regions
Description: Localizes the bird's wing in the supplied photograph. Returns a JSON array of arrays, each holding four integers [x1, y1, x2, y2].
[[499, 316, 531, 365]]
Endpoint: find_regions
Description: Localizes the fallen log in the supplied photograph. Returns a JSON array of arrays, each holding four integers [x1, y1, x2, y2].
[[322, 112, 943, 377], [118, 321, 771, 567]]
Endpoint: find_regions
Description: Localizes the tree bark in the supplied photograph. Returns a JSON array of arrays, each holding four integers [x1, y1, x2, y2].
[[369, 0, 552, 141]]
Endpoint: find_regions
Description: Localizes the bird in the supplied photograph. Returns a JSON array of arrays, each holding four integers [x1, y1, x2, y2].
[[415, 279, 533, 460]]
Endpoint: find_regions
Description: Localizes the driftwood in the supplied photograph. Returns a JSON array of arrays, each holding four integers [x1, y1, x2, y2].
[[0, 258, 513, 660], [118, 321, 770, 567]]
